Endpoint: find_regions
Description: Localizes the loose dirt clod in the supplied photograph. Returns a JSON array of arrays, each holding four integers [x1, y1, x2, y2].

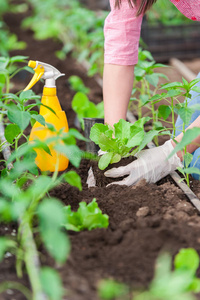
[[136, 206, 150, 217]]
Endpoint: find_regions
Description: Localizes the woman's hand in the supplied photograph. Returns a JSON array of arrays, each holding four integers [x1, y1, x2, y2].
[[104, 140, 183, 186]]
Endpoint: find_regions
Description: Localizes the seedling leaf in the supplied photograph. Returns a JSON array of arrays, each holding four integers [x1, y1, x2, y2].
[[63, 198, 109, 232], [64, 171, 82, 191], [5, 124, 21, 143], [40, 267, 64, 300], [38, 198, 70, 263], [174, 248, 199, 274], [98, 152, 113, 170]]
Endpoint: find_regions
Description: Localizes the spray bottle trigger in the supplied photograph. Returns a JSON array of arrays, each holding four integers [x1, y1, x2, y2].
[[24, 64, 45, 91]]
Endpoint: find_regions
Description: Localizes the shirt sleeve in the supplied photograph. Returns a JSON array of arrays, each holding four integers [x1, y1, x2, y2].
[[104, 0, 143, 65], [170, 0, 200, 21]]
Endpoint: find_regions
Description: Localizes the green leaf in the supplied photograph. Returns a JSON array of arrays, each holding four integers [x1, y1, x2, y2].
[[189, 278, 200, 293], [64, 171, 82, 191], [38, 198, 70, 263], [31, 114, 45, 126], [63, 198, 109, 232], [133, 117, 151, 128], [96, 102, 104, 118], [7, 105, 31, 130], [110, 153, 121, 164], [27, 175, 53, 200], [182, 77, 189, 87], [167, 89, 183, 97], [138, 130, 160, 152], [2, 93, 19, 101], [35, 140, 52, 156], [160, 82, 184, 90], [0, 237, 16, 261], [4, 124, 21, 143], [55, 144, 82, 168], [98, 134, 118, 152], [19, 90, 33, 101], [90, 123, 111, 145], [158, 105, 171, 120], [191, 86, 200, 93], [183, 153, 193, 168], [169, 128, 200, 158], [68, 75, 90, 94], [40, 267, 64, 300], [0, 199, 13, 221], [181, 167, 200, 176], [68, 128, 88, 141], [126, 128, 144, 148], [139, 94, 149, 106], [72, 92, 99, 126], [178, 107, 193, 125], [114, 119, 131, 141], [98, 279, 129, 300], [98, 152, 113, 170], [145, 73, 159, 87], [174, 248, 199, 275], [9, 56, 28, 64]]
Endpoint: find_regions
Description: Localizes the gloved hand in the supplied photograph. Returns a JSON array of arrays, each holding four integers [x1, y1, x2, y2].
[[104, 140, 183, 186]]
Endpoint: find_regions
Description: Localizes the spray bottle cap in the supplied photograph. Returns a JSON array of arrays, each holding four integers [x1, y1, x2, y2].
[[24, 60, 65, 91]]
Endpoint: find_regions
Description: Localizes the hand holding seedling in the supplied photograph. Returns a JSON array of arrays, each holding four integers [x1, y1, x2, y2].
[[104, 140, 182, 186]]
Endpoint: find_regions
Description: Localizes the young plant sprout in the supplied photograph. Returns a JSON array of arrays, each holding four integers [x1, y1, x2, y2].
[[90, 118, 170, 170]]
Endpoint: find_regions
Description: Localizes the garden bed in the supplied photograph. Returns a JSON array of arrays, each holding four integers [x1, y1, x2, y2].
[[1, 6, 200, 300]]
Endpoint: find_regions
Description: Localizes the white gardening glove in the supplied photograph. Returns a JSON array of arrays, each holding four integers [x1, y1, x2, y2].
[[104, 140, 183, 186]]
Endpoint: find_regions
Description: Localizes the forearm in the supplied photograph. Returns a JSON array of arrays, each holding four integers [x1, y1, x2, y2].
[[103, 64, 134, 126], [171, 115, 200, 161]]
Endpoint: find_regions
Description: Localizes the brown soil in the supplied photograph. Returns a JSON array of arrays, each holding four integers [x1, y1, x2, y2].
[[1, 4, 200, 300], [91, 157, 135, 187]]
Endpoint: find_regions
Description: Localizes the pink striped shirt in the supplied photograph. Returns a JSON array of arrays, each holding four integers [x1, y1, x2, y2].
[[104, 0, 200, 65]]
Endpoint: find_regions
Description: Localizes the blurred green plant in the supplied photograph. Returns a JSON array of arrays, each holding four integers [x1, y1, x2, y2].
[[0, 0, 27, 56], [72, 92, 104, 129], [146, 0, 195, 25], [63, 198, 109, 231], [0, 55, 87, 299], [68, 75, 90, 94], [98, 279, 129, 300], [134, 248, 200, 300], [22, 0, 107, 76]]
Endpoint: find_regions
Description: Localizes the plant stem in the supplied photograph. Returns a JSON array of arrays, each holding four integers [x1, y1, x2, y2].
[[0, 281, 32, 300], [171, 96, 175, 138], [19, 216, 48, 300]]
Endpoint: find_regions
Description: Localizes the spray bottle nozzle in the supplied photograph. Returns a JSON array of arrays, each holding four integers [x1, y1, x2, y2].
[[24, 60, 65, 91], [28, 60, 37, 69]]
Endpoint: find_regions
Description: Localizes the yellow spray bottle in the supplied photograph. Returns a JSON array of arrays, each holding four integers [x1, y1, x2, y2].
[[24, 60, 69, 172]]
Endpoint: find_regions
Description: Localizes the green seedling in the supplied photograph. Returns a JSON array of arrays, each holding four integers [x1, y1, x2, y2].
[[90, 118, 170, 170], [98, 279, 129, 300], [134, 248, 200, 300], [63, 198, 109, 232], [40, 267, 64, 300], [130, 48, 169, 145], [72, 91, 104, 129], [68, 75, 90, 94], [174, 248, 200, 292], [158, 78, 200, 186]]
